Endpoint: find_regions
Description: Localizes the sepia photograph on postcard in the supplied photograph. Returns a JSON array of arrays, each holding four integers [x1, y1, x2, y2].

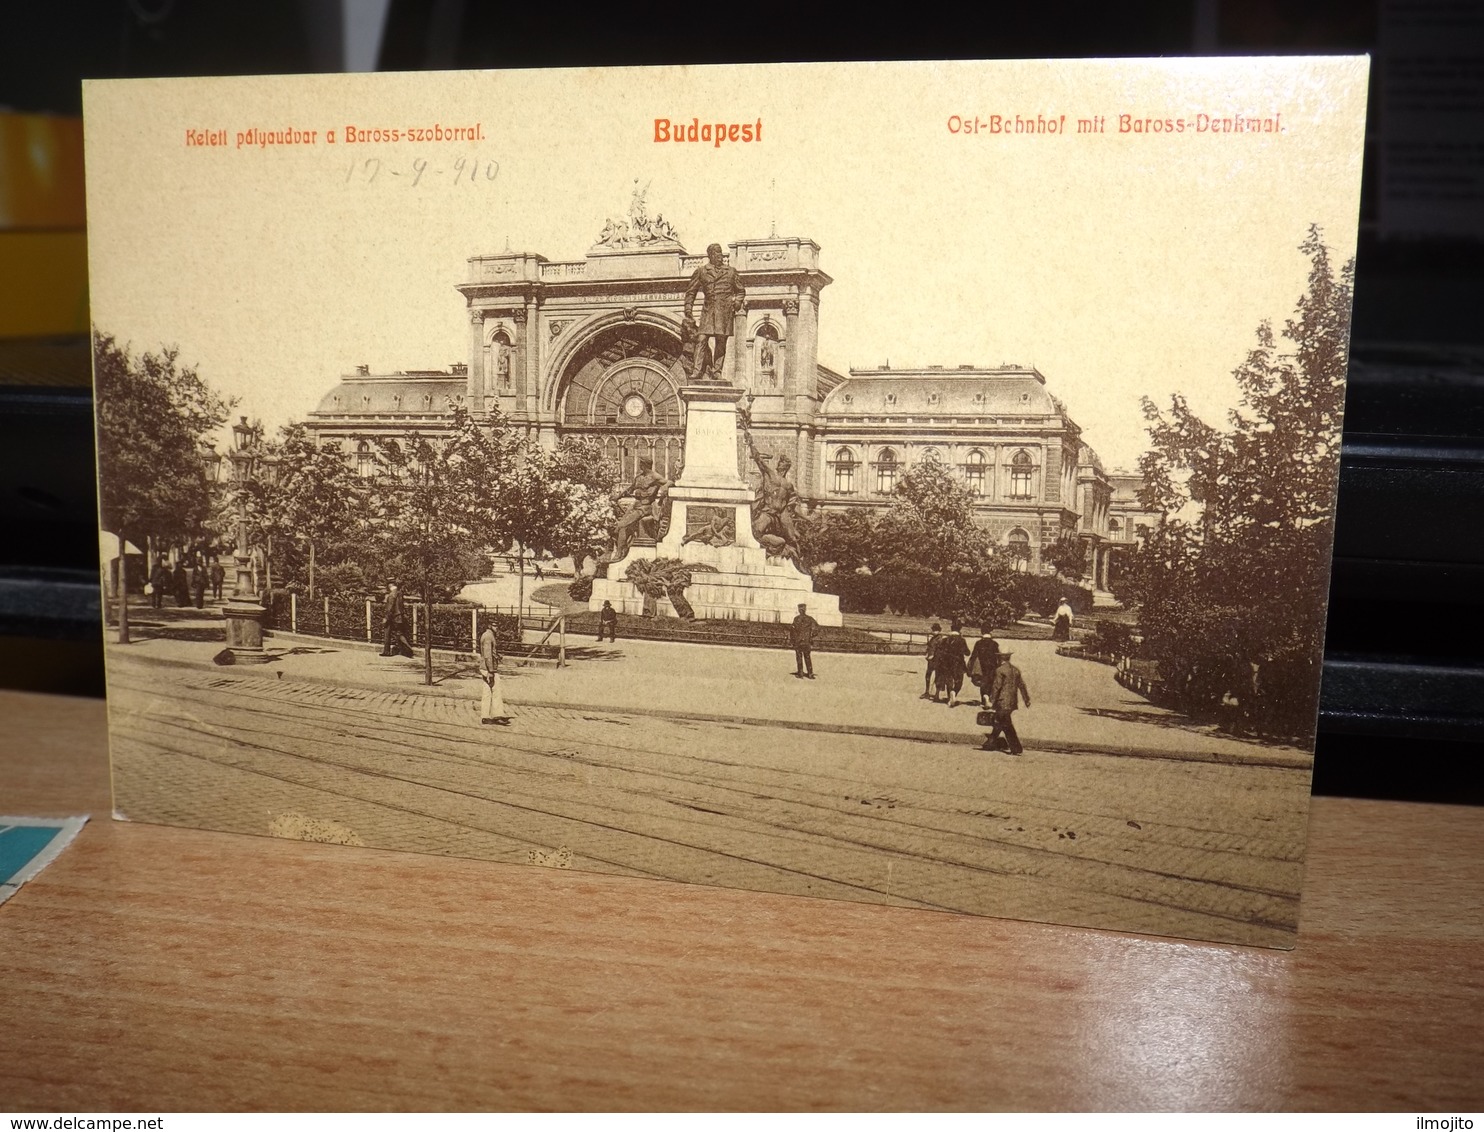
[[83, 58, 1367, 948]]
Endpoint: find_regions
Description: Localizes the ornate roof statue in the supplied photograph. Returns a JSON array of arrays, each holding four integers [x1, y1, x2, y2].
[[592, 180, 684, 251]]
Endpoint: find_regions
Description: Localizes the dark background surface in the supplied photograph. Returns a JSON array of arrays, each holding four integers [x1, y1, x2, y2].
[[2, 0, 1481, 804]]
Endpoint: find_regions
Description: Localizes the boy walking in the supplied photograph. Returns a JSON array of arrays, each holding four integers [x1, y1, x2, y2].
[[982, 651, 1031, 755]]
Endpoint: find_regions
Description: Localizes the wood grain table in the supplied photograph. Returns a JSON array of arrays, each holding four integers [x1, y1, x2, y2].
[[2, 688, 1480, 1111]]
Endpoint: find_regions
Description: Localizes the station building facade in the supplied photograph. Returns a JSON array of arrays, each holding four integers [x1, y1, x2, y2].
[[304, 217, 1141, 586]]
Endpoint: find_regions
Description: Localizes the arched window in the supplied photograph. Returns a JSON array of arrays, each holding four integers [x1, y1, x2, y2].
[[963, 450, 987, 496], [919, 447, 941, 465], [1009, 450, 1034, 500], [875, 447, 900, 494], [356, 441, 375, 479], [831, 447, 858, 495], [1109, 517, 1123, 538], [1006, 527, 1031, 572]]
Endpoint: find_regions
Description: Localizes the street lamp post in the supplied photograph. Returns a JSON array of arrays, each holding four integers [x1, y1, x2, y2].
[[221, 416, 268, 657]]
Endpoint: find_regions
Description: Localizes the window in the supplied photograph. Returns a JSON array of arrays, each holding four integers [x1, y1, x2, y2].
[[919, 447, 941, 465], [831, 448, 858, 494], [1010, 450, 1034, 499], [1006, 528, 1031, 571], [1109, 518, 1123, 538], [356, 441, 375, 479], [964, 450, 987, 496], [876, 448, 900, 494]]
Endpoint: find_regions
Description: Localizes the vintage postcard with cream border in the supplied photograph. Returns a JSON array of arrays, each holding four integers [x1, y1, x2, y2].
[[84, 58, 1368, 947]]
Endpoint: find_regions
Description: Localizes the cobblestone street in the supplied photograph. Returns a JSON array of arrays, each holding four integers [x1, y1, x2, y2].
[[104, 614, 1313, 947]]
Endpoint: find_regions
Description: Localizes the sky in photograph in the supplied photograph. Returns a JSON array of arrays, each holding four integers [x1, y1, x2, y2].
[[83, 57, 1367, 472]]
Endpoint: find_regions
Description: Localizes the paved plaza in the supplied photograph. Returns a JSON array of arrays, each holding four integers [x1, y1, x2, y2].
[[102, 602, 1314, 947]]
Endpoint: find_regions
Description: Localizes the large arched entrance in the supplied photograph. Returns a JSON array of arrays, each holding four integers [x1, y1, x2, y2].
[[555, 321, 687, 481]]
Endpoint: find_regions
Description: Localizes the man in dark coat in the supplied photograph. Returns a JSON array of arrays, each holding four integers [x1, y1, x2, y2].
[[172, 563, 191, 607], [683, 242, 746, 381], [790, 602, 818, 679], [982, 651, 1032, 755], [968, 625, 1001, 708], [149, 561, 170, 609], [191, 565, 207, 609], [934, 620, 970, 705], [382, 583, 413, 657], [209, 560, 225, 601], [597, 600, 618, 642]]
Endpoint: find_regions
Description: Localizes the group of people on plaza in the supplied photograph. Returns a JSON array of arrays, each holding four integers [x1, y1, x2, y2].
[[924, 619, 1032, 755], [147, 556, 225, 610]]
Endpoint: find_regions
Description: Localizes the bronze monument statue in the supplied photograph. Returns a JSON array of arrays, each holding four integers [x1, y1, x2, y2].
[[684, 243, 746, 382], [746, 431, 805, 568], [610, 458, 666, 559]]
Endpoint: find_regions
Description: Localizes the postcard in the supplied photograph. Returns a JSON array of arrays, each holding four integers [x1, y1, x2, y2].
[[84, 58, 1368, 947]]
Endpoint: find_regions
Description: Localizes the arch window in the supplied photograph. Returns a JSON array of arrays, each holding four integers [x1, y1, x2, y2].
[[831, 447, 858, 495], [1006, 527, 1032, 572], [963, 450, 987, 496], [1009, 450, 1034, 500], [875, 447, 900, 494], [356, 441, 376, 479], [1109, 517, 1123, 538]]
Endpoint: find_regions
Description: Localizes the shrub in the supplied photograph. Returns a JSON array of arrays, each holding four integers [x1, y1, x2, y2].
[[1089, 619, 1136, 657], [812, 568, 887, 614], [1016, 575, 1094, 617], [567, 575, 594, 603]]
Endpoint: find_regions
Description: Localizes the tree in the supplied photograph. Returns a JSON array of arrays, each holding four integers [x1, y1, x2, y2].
[[93, 331, 232, 643], [1041, 535, 1087, 581], [262, 423, 367, 598], [495, 437, 618, 610], [368, 407, 517, 684], [1125, 227, 1353, 735]]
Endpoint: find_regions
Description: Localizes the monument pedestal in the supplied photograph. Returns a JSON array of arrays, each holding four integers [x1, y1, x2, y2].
[[591, 384, 841, 627]]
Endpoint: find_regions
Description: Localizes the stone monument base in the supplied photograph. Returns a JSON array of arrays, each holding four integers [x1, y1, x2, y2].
[[590, 541, 841, 627], [589, 382, 841, 628]]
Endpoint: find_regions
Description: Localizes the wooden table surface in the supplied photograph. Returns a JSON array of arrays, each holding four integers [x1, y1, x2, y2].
[[2, 688, 1481, 1112]]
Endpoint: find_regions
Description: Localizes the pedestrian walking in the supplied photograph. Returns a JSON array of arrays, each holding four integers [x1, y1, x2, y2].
[[922, 622, 942, 699], [191, 565, 207, 609], [1052, 597, 1074, 642], [935, 620, 969, 705], [791, 602, 818, 679], [149, 560, 169, 609], [477, 621, 511, 725], [597, 599, 618, 642], [172, 562, 190, 607], [209, 560, 225, 601], [382, 582, 414, 657], [967, 625, 1001, 708], [981, 651, 1032, 755]]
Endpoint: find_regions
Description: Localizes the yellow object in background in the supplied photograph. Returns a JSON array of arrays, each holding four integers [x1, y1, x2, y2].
[[0, 231, 90, 337], [0, 113, 86, 229], [0, 113, 88, 338]]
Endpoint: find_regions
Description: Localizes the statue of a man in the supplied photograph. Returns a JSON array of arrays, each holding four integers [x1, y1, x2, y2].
[[611, 458, 666, 559], [684, 243, 746, 382]]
